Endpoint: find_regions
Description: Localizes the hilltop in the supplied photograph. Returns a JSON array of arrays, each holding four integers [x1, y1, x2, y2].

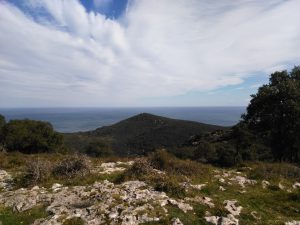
[[65, 113, 224, 156]]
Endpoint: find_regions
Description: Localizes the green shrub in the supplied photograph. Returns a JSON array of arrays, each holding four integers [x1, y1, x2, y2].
[[1, 119, 63, 154], [63, 217, 85, 225], [85, 140, 113, 157], [152, 175, 186, 198], [249, 163, 300, 180], [149, 149, 211, 177]]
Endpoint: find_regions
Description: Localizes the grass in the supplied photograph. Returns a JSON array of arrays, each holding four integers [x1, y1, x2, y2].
[[0, 205, 48, 225]]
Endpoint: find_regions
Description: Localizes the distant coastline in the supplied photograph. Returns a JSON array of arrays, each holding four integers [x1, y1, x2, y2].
[[0, 107, 245, 133]]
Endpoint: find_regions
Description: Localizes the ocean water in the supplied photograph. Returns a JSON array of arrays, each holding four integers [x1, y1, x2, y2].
[[0, 107, 246, 133]]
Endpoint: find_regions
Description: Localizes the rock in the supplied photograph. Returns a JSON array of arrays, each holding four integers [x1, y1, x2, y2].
[[229, 176, 256, 188], [51, 183, 63, 192], [31, 186, 40, 191], [219, 178, 225, 183], [0, 170, 13, 191], [0, 175, 195, 225], [180, 182, 206, 191], [172, 218, 184, 225], [97, 161, 134, 174], [205, 214, 239, 225], [224, 200, 242, 216], [219, 186, 226, 191], [262, 180, 270, 189], [292, 182, 300, 190], [185, 196, 214, 208], [168, 199, 193, 213], [279, 182, 285, 190], [285, 221, 300, 225]]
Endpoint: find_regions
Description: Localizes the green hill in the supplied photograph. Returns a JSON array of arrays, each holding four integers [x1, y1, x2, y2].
[[73, 113, 224, 155]]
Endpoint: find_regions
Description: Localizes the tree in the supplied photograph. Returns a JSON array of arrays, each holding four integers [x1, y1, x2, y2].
[[85, 140, 113, 157], [242, 66, 300, 162], [0, 114, 5, 128], [1, 119, 63, 154]]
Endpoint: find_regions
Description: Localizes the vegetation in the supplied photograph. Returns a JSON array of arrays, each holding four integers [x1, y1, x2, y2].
[[0, 119, 63, 154], [65, 113, 223, 156], [0, 205, 48, 225], [242, 66, 300, 163]]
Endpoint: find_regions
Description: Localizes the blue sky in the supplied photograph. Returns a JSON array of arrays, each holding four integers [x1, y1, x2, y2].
[[0, 0, 300, 107]]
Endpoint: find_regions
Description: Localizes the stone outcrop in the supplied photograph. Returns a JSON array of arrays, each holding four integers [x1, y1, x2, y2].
[[0, 170, 13, 191], [0, 179, 193, 225]]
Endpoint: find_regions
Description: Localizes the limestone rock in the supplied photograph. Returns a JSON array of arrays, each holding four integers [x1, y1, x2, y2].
[[292, 182, 300, 190], [224, 200, 242, 217], [285, 221, 300, 225], [172, 218, 184, 225]]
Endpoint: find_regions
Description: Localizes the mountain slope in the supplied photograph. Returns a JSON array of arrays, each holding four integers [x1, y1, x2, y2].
[[86, 113, 225, 155]]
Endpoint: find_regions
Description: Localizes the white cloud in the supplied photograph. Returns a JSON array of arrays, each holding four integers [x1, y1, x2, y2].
[[0, 0, 300, 107]]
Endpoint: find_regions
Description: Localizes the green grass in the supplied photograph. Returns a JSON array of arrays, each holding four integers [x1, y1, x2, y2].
[[0, 205, 48, 225]]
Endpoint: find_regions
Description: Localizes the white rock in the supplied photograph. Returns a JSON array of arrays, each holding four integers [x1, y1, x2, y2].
[[292, 182, 300, 190], [285, 221, 300, 225], [172, 218, 184, 225], [262, 180, 270, 189], [224, 200, 242, 217], [219, 186, 226, 191]]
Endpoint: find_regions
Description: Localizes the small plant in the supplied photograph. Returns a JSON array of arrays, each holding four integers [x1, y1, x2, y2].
[[248, 162, 300, 180], [19, 159, 53, 187], [62, 217, 85, 225], [52, 154, 91, 179]]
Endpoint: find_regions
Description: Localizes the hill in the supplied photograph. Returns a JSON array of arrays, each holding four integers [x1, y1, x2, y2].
[[80, 113, 224, 155]]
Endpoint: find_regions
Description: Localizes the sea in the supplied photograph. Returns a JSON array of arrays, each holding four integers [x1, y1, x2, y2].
[[0, 107, 246, 133]]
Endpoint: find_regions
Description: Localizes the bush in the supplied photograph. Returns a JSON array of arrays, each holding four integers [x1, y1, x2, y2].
[[214, 143, 240, 167], [85, 140, 113, 157], [249, 163, 300, 180], [52, 155, 91, 179], [0, 114, 5, 129], [2, 119, 63, 154], [153, 174, 186, 198], [193, 141, 218, 163], [19, 159, 53, 186], [149, 149, 211, 177], [117, 157, 154, 182], [63, 217, 85, 225]]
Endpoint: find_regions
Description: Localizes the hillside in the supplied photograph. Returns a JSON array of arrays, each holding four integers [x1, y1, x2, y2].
[[0, 152, 299, 225], [83, 113, 224, 155]]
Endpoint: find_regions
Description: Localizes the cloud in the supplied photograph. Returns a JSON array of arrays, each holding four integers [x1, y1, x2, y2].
[[0, 0, 300, 107]]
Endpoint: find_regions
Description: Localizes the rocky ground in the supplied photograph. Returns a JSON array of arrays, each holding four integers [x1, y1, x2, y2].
[[0, 160, 300, 225]]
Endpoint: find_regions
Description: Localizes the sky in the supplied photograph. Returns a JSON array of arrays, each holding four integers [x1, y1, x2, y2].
[[0, 0, 300, 107]]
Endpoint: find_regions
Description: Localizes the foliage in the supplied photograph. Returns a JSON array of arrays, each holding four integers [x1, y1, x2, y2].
[[1, 119, 63, 154], [19, 159, 53, 186], [149, 149, 212, 177], [62, 217, 85, 225], [248, 162, 300, 180], [84, 140, 113, 157], [52, 154, 91, 179], [242, 66, 300, 162], [0, 114, 5, 129], [0, 205, 48, 225]]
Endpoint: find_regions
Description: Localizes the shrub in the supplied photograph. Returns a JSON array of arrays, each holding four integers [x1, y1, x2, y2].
[[152, 174, 186, 198], [249, 163, 300, 180], [85, 140, 113, 157], [63, 217, 85, 225], [19, 159, 53, 186], [52, 155, 91, 179], [2, 119, 63, 154], [149, 149, 211, 177], [117, 157, 154, 182], [193, 141, 217, 163]]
